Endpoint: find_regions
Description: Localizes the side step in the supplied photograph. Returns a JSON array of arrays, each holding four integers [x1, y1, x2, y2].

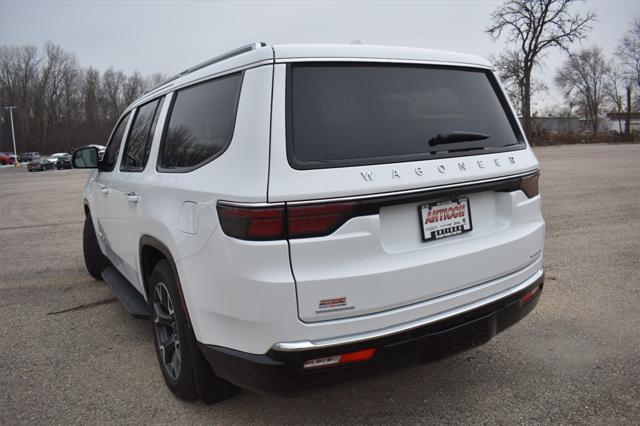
[[101, 266, 150, 318]]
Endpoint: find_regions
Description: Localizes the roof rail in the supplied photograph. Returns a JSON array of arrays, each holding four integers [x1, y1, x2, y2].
[[143, 41, 267, 97]]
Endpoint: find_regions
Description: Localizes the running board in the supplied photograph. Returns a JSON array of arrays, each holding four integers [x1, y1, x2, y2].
[[101, 266, 150, 318]]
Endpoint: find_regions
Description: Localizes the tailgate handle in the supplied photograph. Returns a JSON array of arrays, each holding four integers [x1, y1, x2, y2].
[[125, 192, 139, 203]]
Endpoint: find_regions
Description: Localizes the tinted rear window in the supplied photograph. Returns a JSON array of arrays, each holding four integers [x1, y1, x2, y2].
[[158, 72, 243, 171], [288, 63, 523, 169]]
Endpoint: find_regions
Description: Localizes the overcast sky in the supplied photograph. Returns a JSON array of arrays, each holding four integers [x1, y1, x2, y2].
[[1, 0, 638, 111]]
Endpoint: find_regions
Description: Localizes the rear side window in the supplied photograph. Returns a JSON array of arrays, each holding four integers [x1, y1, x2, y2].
[[158, 72, 243, 171], [101, 112, 131, 171], [120, 97, 164, 172], [287, 63, 524, 169]]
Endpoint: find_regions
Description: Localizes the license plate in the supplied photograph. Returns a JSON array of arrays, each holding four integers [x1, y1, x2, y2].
[[419, 197, 472, 241]]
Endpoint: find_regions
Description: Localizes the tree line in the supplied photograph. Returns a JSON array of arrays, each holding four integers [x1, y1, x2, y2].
[[0, 42, 165, 154], [488, 0, 640, 138]]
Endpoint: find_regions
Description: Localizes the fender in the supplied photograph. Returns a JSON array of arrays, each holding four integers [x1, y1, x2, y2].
[[139, 235, 191, 323]]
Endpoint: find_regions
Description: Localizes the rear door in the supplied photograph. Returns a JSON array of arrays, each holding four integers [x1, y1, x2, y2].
[[107, 96, 165, 290], [268, 62, 543, 322]]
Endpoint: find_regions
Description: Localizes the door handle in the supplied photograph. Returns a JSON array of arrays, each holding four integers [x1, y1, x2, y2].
[[125, 192, 139, 203], [96, 183, 110, 195]]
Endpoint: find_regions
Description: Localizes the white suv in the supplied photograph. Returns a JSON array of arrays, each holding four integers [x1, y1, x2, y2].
[[73, 42, 544, 403]]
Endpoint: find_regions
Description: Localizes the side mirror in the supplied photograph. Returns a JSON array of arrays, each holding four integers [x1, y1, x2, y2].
[[72, 147, 99, 169]]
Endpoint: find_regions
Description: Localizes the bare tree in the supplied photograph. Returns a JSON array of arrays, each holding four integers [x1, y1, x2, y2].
[[83, 67, 100, 133], [101, 68, 126, 123], [604, 62, 627, 135], [555, 46, 609, 134], [487, 0, 596, 137], [491, 49, 547, 120], [144, 72, 168, 91], [616, 16, 640, 137], [0, 45, 40, 150], [618, 16, 640, 88], [122, 71, 145, 106]]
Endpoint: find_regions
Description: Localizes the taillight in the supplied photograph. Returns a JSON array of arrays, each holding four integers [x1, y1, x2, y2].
[[288, 202, 356, 238], [519, 172, 540, 198], [216, 205, 285, 240], [217, 201, 358, 241]]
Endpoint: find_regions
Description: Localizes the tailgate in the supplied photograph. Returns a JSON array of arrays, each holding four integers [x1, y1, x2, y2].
[[288, 183, 544, 322], [267, 60, 543, 322]]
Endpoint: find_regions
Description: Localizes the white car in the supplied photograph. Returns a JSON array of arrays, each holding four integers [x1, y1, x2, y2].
[[47, 152, 67, 163], [72, 42, 544, 403]]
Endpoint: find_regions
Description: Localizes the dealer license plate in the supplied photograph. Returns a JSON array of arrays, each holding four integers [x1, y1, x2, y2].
[[419, 197, 472, 241]]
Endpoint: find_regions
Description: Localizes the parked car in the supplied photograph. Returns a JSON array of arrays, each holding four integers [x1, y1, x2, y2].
[[44, 152, 69, 168], [48, 152, 68, 165], [72, 43, 544, 403], [20, 152, 40, 162], [0, 152, 20, 163], [0, 152, 16, 165], [27, 157, 55, 171], [55, 153, 72, 169]]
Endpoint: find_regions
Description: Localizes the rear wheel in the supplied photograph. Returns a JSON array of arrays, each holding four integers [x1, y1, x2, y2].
[[150, 259, 239, 403], [82, 213, 108, 279]]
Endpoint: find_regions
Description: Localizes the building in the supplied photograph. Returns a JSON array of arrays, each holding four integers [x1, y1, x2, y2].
[[606, 112, 640, 133], [529, 116, 581, 134]]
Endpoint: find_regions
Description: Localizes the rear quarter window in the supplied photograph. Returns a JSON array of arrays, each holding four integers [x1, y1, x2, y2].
[[158, 72, 243, 171], [287, 63, 524, 169]]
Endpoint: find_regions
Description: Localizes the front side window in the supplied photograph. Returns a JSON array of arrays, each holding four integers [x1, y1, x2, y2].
[[159, 72, 243, 171], [101, 112, 131, 171], [120, 97, 164, 172], [288, 63, 524, 169]]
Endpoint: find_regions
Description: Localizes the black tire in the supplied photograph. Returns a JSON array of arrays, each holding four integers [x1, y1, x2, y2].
[[83, 214, 108, 279], [150, 259, 239, 403]]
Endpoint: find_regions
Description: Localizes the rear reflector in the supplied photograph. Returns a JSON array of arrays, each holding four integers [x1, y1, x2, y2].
[[520, 284, 542, 306], [303, 348, 376, 369]]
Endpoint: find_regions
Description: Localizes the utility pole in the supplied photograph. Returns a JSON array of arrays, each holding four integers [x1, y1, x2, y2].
[[3, 106, 18, 159]]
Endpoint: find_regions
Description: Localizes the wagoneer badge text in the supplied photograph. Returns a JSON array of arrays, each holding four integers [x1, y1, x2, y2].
[[360, 156, 517, 182]]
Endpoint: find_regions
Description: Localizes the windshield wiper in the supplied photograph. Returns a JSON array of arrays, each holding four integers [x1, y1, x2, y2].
[[428, 131, 491, 147]]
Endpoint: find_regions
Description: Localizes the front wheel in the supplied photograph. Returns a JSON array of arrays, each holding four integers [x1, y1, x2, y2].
[[82, 214, 108, 279], [150, 259, 239, 403]]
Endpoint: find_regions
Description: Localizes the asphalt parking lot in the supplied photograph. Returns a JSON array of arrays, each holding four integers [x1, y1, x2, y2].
[[1, 144, 639, 424]]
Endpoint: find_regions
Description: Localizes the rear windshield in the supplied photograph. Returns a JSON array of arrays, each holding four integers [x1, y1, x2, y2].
[[287, 63, 524, 169]]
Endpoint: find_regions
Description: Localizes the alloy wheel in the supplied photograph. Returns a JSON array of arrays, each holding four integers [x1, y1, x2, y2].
[[153, 282, 181, 380]]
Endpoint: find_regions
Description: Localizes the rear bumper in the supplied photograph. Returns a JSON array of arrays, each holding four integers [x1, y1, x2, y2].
[[199, 272, 543, 396]]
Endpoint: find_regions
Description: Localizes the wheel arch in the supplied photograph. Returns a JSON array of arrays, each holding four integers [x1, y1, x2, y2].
[[139, 235, 191, 322]]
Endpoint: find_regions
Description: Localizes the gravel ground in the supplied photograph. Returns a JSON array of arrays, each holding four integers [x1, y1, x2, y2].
[[1, 144, 639, 425]]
